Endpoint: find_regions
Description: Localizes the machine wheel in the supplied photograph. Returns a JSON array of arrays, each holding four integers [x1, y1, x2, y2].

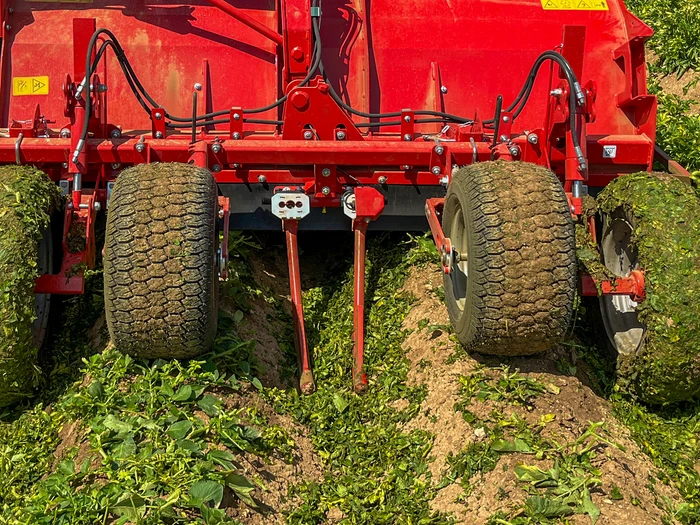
[[595, 173, 700, 404], [32, 226, 54, 350], [104, 163, 218, 359], [442, 161, 577, 356]]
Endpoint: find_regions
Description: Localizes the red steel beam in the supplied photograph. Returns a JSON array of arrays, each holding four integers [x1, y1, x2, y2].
[[352, 220, 368, 394], [580, 270, 645, 302], [203, 0, 283, 46]]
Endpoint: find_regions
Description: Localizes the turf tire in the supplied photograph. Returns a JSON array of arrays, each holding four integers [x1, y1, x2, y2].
[[104, 163, 218, 359], [443, 161, 577, 356]]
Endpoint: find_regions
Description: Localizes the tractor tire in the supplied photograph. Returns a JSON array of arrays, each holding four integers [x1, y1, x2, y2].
[[442, 161, 577, 356], [104, 163, 218, 359], [0, 166, 60, 407], [595, 173, 700, 404]]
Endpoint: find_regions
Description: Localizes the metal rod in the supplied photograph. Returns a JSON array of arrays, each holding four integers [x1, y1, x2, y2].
[[283, 219, 316, 395], [203, 0, 283, 46], [352, 220, 369, 394]]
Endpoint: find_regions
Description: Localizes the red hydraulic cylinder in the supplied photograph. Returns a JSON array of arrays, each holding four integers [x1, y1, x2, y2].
[[352, 220, 369, 394], [283, 219, 316, 394]]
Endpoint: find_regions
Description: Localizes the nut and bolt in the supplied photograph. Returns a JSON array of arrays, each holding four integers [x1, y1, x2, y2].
[[401, 165, 411, 170], [550, 88, 563, 96], [97, 84, 108, 93], [211, 164, 221, 172], [336, 130, 346, 140], [322, 168, 331, 177], [500, 134, 509, 142], [62, 163, 69, 169], [60, 129, 71, 139], [403, 134, 412, 142], [435, 145, 445, 155], [93, 202, 102, 212], [218, 209, 225, 219], [135, 143, 145, 153], [231, 163, 240, 168], [440, 86, 448, 94], [5, 24, 11, 31], [304, 130, 314, 140], [154, 112, 163, 120], [431, 166, 442, 175], [194, 83, 203, 91], [111, 163, 121, 170], [212, 143, 222, 154], [502, 115, 510, 123], [527, 134, 539, 145], [155, 131, 163, 139], [509, 146, 520, 157], [110, 129, 122, 139], [321, 186, 331, 196], [378, 175, 388, 185], [232, 132, 241, 140], [403, 115, 412, 123], [257, 175, 267, 184], [233, 113, 241, 121]]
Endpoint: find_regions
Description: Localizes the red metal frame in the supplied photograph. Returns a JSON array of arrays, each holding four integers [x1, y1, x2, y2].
[[1, 0, 686, 393]]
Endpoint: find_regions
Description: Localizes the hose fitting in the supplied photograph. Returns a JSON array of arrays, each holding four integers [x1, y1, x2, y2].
[[71, 139, 85, 164]]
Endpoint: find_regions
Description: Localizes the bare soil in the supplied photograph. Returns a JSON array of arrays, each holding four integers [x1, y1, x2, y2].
[[400, 265, 683, 525]]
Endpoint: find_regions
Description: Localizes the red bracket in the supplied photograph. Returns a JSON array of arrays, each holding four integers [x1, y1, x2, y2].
[[580, 270, 646, 303], [151, 108, 166, 138], [425, 197, 453, 274], [230, 107, 243, 140], [401, 109, 415, 141], [217, 196, 230, 280]]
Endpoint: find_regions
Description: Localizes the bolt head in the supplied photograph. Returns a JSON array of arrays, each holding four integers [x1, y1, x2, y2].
[[232, 132, 241, 140], [401, 165, 410, 170], [432, 166, 442, 175], [403, 134, 412, 142], [110, 129, 121, 139], [378, 176, 387, 185], [111, 163, 121, 170], [322, 168, 331, 177], [155, 131, 163, 139], [500, 135, 509, 142], [5, 24, 11, 31], [321, 186, 331, 196], [218, 209, 225, 219], [97, 84, 108, 93], [194, 83, 203, 91], [212, 164, 222, 172], [336, 130, 346, 140], [154, 112, 162, 120], [435, 145, 445, 155], [233, 113, 241, 121], [135, 143, 145, 153], [509, 146, 520, 156], [527, 134, 539, 145], [212, 144, 222, 154], [93, 202, 102, 212], [231, 164, 240, 169], [440, 86, 448, 94], [60, 129, 71, 139], [502, 115, 510, 123], [403, 115, 412, 123], [258, 175, 267, 184], [62, 163, 69, 169], [8, 8, 13, 14], [304, 130, 314, 140]]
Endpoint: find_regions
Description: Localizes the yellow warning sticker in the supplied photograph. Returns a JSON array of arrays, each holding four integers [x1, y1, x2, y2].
[[541, 0, 609, 10], [13, 76, 49, 96]]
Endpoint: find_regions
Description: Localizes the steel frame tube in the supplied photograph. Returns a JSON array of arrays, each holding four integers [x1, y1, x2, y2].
[[203, 0, 283, 46]]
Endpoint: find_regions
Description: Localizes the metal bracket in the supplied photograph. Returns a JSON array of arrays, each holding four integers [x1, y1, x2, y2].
[[271, 187, 311, 220]]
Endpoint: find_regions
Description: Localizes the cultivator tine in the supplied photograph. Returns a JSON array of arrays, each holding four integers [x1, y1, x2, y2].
[[283, 219, 316, 395], [352, 220, 369, 393]]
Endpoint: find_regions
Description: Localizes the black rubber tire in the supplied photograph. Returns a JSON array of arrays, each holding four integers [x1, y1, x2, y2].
[[443, 161, 577, 356], [104, 163, 218, 359]]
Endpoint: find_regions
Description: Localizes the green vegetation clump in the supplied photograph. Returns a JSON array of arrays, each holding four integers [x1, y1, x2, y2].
[[0, 166, 60, 407], [597, 173, 700, 404]]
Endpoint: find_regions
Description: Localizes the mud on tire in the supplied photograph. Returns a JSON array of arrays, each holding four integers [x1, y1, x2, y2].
[[443, 161, 577, 356], [104, 163, 218, 359]]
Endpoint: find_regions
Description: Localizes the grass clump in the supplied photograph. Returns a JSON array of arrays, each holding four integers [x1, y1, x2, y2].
[[0, 166, 61, 407], [597, 173, 700, 404]]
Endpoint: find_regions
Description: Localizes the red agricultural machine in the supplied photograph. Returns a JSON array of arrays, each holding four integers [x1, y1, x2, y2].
[[0, 0, 693, 394]]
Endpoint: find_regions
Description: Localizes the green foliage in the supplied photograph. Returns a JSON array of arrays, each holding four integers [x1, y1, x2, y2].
[[655, 92, 700, 175], [626, 0, 700, 76], [265, 235, 448, 524], [597, 173, 700, 404], [0, 166, 61, 407]]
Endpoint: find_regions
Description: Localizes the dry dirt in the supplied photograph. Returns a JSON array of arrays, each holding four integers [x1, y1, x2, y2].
[[400, 265, 683, 525]]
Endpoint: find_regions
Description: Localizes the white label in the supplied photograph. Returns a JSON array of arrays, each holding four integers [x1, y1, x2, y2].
[[603, 145, 617, 159]]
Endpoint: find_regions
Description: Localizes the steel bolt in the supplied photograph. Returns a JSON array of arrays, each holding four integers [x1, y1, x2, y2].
[[232, 132, 241, 140], [111, 163, 121, 170], [431, 166, 442, 175], [154, 112, 162, 120], [500, 134, 509, 142], [304, 130, 314, 140], [93, 202, 102, 212], [502, 115, 510, 123], [211, 164, 221, 172], [231, 164, 240, 168], [321, 186, 331, 196], [62, 163, 69, 169], [218, 209, 225, 219], [527, 134, 539, 145], [135, 143, 145, 153], [435, 145, 445, 155], [155, 131, 163, 139], [550, 88, 563, 96], [404, 115, 411, 123], [258, 175, 267, 184], [401, 165, 410, 170], [233, 113, 241, 121], [212, 143, 222, 154], [194, 83, 203, 91], [5, 24, 10, 31], [110, 129, 121, 139], [440, 86, 448, 94], [378, 175, 387, 185], [364, 217, 371, 223], [336, 130, 346, 140], [322, 168, 331, 177], [60, 129, 71, 139], [8, 8, 13, 13], [403, 134, 412, 142], [509, 146, 520, 157], [97, 84, 108, 93]]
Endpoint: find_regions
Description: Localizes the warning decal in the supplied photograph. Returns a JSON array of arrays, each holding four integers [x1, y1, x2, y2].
[[541, 0, 608, 10], [13, 76, 50, 96]]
